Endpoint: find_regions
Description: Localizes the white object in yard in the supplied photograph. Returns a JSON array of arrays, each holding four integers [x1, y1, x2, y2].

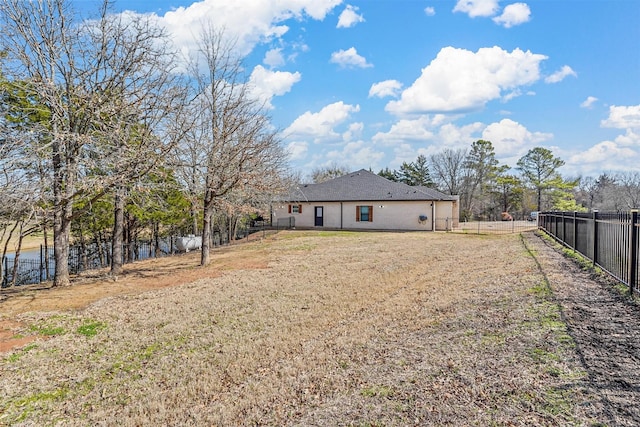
[[176, 235, 202, 252]]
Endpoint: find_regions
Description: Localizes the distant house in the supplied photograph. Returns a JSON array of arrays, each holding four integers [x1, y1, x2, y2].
[[272, 169, 459, 231]]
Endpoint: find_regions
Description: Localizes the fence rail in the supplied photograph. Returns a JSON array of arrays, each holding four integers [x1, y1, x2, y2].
[[539, 210, 640, 294], [450, 219, 538, 235]]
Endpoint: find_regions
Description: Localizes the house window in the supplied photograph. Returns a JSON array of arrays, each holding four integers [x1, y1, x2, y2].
[[288, 204, 302, 214], [356, 205, 373, 222]]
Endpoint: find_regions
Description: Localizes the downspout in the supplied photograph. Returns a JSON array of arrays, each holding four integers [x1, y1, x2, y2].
[[431, 201, 436, 231], [340, 202, 343, 229]]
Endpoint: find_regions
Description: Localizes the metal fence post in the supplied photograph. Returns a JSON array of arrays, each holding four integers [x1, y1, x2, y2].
[[592, 210, 598, 268], [629, 210, 638, 295], [40, 244, 44, 283], [573, 211, 577, 252]]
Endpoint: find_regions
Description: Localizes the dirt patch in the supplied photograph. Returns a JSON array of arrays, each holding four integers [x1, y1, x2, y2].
[[0, 320, 37, 353], [0, 230, 636, 426], [0, 241, 269, 318], [0, 239, 271, 353]]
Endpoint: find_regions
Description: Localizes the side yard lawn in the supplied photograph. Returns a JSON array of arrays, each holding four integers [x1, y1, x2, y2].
[[0, 231, 604, 425]]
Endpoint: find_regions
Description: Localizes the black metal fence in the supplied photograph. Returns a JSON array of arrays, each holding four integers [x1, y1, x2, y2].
[[275, 216, 295, 230], [1, 223, 281, 289], [539, 211, 640, 294], [451, 219, 538, 234]]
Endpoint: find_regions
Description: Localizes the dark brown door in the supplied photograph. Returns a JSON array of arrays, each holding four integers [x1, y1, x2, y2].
[[314, 206, 323, 226]]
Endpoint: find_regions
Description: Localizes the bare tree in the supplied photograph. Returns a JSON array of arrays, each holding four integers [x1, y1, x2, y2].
[[616, 171, 640, 210], [310, 162, 350, 183], [461, 140, 500, 219], [0, 0, 186, 284], [176, 25, 287, 266], [429, 148, 467, 195], [80, 7, 188, 275]]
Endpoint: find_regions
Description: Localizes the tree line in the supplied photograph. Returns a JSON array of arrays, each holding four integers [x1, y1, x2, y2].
[[314, 140, 640, 222], [0, 0, 290, 287]]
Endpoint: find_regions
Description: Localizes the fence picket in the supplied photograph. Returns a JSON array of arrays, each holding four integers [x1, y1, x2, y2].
[[539, 210, 639, 294]]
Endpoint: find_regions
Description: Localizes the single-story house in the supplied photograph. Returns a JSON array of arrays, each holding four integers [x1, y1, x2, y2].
[[272, 169, 459, 231]]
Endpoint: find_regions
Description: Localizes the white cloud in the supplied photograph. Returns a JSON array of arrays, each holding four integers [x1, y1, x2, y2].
[[424, 7, 436, 16], [545, 65, 577, 83], [372, 116, 442, 146], [337, 5, 365, 28], [436, 122, 486, 147], [390, 143, 420, 167], [342, 122, 364, 141], [568, 138, 640, 174], [580, 96, 598, 109], [453, 0, 499, 18], [330, 47, 373, 68], [566, 105, 640, 174], [492, 3, 531, 28], [154, 0, 343, 58], [326, 141, 385, 170], [286, 140, 309, 161], [249, 65, 301, 109], [369, 80, 403, 98], [481, 118, 553, 157], [501, 89, 523, 103], [601, 105, 640, 129], [263, 48, 285, 68], [285, 101, 360, 141], [386, 46, 547, 115]]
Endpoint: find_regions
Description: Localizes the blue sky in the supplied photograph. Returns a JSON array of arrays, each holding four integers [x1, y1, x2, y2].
[[80, 0, 639, 179]]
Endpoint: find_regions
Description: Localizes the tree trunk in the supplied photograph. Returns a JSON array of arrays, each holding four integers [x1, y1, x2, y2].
[[52, 135, 73, 287], [153, 223, 160, 257], [537, 188, 542, 212], [191, 201, 199, 235], [95, 233, 104, 267], [10, 223, 25, 287], [201, 209, 212, 266], [127, 215, 136, 263], [53, 205, 71, 287], [0, 222, 19, 286], [111, 186, 125, 276]]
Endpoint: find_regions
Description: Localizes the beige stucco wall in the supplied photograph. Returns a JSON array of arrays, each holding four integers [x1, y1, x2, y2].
[[272, 199, 459, 231]]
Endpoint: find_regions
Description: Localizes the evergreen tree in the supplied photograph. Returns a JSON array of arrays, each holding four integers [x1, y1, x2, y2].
[[397, 155, 434, 187], [516, 147, 576, 211], [378, 167, 399, 182], [461, 140, 500, 219]]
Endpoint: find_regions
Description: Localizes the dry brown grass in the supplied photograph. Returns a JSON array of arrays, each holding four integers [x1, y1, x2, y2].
[[0, 231, 596, 426]]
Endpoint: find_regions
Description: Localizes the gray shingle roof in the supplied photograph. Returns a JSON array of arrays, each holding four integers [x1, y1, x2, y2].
[[283, 169, 457, 202]]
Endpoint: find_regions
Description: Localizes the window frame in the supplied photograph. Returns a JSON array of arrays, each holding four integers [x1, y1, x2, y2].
[[356, 205, 374, 222]]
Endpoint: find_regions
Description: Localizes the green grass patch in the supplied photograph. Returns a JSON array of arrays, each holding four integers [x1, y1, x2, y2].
[[529, 347, 560, 363], [4, 386, 70, 424], [542, 387, 574, 417], [360, 385, 394, 398], [76, 320, 107, 338], [4, 343, 38, 363], [29, 323, 65, 337]]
